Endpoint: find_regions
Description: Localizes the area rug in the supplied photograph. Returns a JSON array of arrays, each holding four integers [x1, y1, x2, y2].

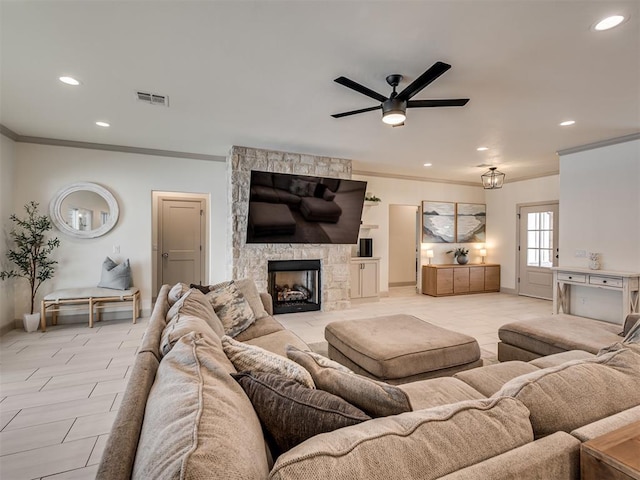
[[308, 341, 498, 366]]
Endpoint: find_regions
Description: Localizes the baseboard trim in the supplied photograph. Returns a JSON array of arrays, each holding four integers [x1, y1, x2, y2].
[[500, 287, 517, 295]]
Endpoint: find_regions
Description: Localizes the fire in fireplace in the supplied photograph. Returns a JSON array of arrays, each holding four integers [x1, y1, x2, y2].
[[267, 260, 321, 314]]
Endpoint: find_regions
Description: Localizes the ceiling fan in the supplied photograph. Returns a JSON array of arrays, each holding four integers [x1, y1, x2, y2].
[[331, 61, 469, 126]]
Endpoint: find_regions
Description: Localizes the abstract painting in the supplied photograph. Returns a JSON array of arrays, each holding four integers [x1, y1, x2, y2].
[[422, 201, 455, 243], [456, 203, 486, 242]]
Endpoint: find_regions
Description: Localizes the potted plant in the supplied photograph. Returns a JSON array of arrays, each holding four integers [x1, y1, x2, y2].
[[0, 201, 61, 332], [446, 246, 469, 265]]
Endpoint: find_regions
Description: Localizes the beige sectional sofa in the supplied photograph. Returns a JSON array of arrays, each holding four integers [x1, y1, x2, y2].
[[97, 282, 640, 480]]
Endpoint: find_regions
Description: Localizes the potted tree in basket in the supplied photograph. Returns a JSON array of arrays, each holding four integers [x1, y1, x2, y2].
[[0, 201, 61, 332]]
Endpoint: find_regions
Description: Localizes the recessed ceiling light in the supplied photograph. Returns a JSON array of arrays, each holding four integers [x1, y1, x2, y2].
[[95, 121, 110, 127], [594, 15, 625, 31], [59, 76, 80, 86], [423, 163, 432, 167], [559, 120, 575, 126], [476, 147, 489, 151]]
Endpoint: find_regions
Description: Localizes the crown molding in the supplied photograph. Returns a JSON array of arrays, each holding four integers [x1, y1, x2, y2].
[[557, 132, 640, 156], [353, 168, 559, 186], [0, 124, 224, 162]]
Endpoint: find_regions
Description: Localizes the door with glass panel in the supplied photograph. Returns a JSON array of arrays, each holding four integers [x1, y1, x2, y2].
[[518, 203, 559, 299]]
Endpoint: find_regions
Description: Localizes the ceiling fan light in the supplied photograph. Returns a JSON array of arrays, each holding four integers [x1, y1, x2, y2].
[[382, 98, 407, 125], [481, 167, 505, 189]]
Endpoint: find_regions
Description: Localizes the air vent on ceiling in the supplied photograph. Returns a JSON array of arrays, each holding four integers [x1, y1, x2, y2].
[[136, 91, 169, 107]]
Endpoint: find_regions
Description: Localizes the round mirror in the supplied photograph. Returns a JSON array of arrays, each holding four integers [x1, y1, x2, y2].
[[50, 182, 119, 238]]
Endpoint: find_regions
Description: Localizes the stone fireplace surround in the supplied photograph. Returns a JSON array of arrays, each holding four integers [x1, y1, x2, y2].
[[227, 146, 354, 311]]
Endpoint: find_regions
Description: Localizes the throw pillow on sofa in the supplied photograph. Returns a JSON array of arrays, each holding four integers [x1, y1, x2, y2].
[[233, 371, 371, 456], [166, 289, 225, 337], [167, 282, 189, 307], [132, 333, 267, 480], [269, 397, 533, 480], [97, 257, 132, 290], [221, 336, 314, 389], [209, 278, 269, 320], [493, 347, 640, 437], [206, 281, 256, 337], [160, 313, 221, 357], [286, 345, 412, 418]]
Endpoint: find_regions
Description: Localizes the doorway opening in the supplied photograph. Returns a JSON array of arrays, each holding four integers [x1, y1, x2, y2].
[[517, 202, 559, 300], [152, 192, 209, 296], [388, 204, 419, 288]]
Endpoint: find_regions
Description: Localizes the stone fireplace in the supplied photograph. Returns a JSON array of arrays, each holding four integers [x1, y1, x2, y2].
[[268, 259, 321, 314], [226, 146, 353, 311]]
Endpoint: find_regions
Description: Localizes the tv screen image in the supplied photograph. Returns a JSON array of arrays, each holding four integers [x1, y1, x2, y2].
[[246, 171, 367, 244]]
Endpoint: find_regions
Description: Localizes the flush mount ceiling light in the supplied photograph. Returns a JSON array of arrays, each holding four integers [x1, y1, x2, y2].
[[594, 15, 626, 31], [423, 163, 432, 167], [476, 147, 489, 151], [559, 120, 576, 126], [95, 121, 110, 127], [481, 167, 506, 189], [59, 76, 80, 86]]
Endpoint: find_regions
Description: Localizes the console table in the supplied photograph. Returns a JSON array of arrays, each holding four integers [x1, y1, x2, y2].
[[581, 420, 640, 480], [422, 264, 500, 296], [552, 267, 640, 318]]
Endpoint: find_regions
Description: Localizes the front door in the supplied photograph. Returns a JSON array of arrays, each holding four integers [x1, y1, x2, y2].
[[159, 198, 205, 286], [518, 203, 559, 299]]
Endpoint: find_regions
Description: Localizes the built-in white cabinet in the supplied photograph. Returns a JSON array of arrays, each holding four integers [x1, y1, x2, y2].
[[350, 257, 380, 300]]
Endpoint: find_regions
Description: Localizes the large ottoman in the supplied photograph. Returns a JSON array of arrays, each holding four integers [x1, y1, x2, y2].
[[248, 201, 296, 236], [325, 314, 482, 384]]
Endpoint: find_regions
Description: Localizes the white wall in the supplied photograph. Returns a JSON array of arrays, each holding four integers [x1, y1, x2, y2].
[[558, 139, 640, 322], [353, 174, 485, 293], [10, 143, 228, 320], [0, 134, 16, 333], [485, 175, 560, 292]]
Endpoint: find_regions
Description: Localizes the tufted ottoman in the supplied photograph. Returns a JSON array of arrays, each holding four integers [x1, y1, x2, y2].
[[325, 314, 482, 385]]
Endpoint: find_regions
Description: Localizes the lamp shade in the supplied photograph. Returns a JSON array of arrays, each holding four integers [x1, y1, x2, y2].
[[426, 249, 434, 258], [480, 249, 487, 257], [481, 167, 505, 189]]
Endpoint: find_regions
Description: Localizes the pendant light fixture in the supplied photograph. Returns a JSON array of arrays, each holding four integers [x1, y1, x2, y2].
[[481, 167, 505, 189]]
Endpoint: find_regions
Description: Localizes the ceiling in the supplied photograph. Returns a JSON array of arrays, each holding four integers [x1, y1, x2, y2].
[[1, 1, 639, 185]]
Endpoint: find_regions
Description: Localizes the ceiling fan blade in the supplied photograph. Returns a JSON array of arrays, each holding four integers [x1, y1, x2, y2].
[[396, 62, 451, 101], [331, 105, 381, 118], [334, 77, 388, 103], [407, 99, 469, 108]]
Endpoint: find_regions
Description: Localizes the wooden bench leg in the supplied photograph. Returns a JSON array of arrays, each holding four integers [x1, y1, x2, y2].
[[132, 293, 138, 324], [40, 300, 47, 332], [89, 298, 94, 328]]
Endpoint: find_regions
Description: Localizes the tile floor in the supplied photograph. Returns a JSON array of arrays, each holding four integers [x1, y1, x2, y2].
[[0, 288, 551, 479]]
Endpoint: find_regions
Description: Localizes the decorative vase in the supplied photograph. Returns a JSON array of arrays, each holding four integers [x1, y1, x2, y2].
[[456, 254, 469, 265], [23, 313, 40, 333], [588, 253, 600, 270]]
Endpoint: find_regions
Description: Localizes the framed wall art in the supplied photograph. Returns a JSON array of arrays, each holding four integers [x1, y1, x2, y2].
[[422, 201, 455, 243], [456, 203, 486, 242]]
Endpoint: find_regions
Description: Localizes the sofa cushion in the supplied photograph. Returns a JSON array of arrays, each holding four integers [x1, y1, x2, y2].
[[165, 289, 224, 337], [167, 282, 189, 307], [160, 313, 221, 357], [529, 350, 594, 369], [286, 345, 411, 418], [221, 335, 315, 388], [493, 347, 640, 437], [234, 314, 285, 342], [206, 281, 256, 337], [269, 397, 533, 480], [245, 329, 310, 358], [234, 372, 371, 456], [132, 333, 268, 480], [398, 377, 486, 410], [454, 361, 540, 397]]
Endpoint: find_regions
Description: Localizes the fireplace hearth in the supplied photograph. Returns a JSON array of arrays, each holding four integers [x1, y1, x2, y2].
[[268, 260, 321, 314]]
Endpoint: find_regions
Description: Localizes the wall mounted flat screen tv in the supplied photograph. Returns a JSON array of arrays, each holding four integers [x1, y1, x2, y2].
[[246, 170, 367, 244]]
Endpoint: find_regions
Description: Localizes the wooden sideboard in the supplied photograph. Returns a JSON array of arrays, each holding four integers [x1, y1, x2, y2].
[[422, 264, 500, 297]]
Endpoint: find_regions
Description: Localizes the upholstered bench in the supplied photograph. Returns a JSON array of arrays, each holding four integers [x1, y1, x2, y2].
[[40, 287, 141, 331], [325, 314, 482, 384], [497, 314, 624, 362], [248, 201, 296, 236]]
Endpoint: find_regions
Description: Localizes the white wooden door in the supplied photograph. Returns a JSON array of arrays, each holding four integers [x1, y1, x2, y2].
[[518, 203, 559, 299], [159, 198, 205, 286], [388, 205, 419, 286]]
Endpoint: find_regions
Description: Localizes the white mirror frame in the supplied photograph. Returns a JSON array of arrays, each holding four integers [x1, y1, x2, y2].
[[50, 182, 119, 239]]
